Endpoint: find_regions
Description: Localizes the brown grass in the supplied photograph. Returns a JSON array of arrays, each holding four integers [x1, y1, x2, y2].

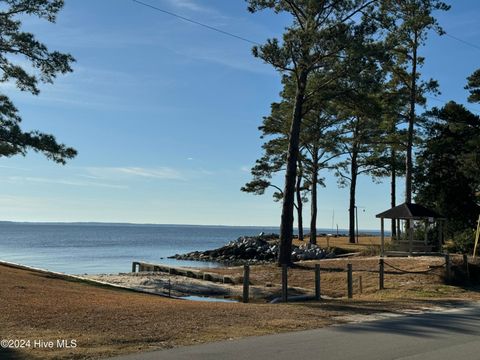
[[205, 255, 479, 301], [293, 235, 386, 253], [0, 263, 420, 360], [1, 253, 479, 360], [0, 263, 337, 359]]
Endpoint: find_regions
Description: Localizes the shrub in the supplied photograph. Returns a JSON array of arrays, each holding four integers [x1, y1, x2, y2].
[[444, 228, 476, 254]]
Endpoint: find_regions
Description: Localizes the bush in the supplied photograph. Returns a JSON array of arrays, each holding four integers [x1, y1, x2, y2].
[[444, 228, 476, 254]]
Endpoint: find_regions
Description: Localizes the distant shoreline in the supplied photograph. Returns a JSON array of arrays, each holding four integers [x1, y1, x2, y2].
[[0, 221, 384, 234], [0, 224, 387, 274]]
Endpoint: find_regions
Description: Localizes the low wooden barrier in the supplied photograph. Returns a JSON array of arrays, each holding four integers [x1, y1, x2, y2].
[[132, 261, 238, 285]]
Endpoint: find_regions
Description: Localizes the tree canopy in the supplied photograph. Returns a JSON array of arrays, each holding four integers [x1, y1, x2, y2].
[[247, 0, 378, 264], [377, 0, 449, 204], [466, 69, 480, 103], [414, 102, 480, 234], [0, 0, 76, 164]]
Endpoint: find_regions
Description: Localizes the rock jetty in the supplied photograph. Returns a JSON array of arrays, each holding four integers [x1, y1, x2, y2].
[[169, 234, 334, 265]]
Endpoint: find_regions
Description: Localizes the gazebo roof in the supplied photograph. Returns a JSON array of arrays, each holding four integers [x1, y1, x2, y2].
[[376, 202, 444, 220]]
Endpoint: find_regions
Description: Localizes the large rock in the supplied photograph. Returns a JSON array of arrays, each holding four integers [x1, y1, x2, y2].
[[169, 234, 334, 265]]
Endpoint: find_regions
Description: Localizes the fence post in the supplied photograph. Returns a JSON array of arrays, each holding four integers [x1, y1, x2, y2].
[[282, 265, 288, 302], [379, 258, 385, 290], [131, 262, 137, 273], [359, 275, 363, 294], [347, 264, 353, 299], [463, 254, 470, 281], [315, 264, 321, 301], [168, 278, 171, 297], [445, 253, 451, 284], [243, 264, 250, 303]]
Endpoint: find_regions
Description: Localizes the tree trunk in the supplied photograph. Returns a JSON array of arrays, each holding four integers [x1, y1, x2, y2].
[[405, 30, 418, 204], [391, 147, 397, 239], [278, 70, 308, 266], [309, 149, 319, 245], [296, 162, 304, 241], [349, 147, 358, 244]]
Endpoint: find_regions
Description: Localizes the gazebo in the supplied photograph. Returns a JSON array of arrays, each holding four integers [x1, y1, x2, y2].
[[376, 202, 446, 256]]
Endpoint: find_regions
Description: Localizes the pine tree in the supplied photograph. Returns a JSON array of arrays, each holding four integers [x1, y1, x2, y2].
[[247, 0, 377, 265], [466, 69, 480, 103], [243, 73, 343, 245], [415, 102, 480, 234], [331, 42, 388, 244], [378, 0, 450, 204], [0, 0, 76, 163]]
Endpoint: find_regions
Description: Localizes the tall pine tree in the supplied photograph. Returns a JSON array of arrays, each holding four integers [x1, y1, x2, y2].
[[379, 0, 450, 204], [247, 0, 377, 264]]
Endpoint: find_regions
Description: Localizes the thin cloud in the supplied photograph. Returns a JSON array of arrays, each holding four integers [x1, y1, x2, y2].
[[116, 167, 183, 179], [6, 176, 127, 189], [177, 47, 275, 75], [41, 25, 164, 49], [0, 165, 29, 171], [163, 0, 226, 18], [0, 195, 46, 211], [2, 65, 169, 112], [196, 168, 214, 176], [87, 166, 185, 180], [165, 0, 211, 13]]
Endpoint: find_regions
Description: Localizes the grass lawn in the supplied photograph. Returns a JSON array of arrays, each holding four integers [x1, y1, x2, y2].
[[1, 257, 480, 359]]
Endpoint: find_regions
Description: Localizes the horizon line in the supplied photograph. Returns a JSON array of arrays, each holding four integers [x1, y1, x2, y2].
[[0, 220, 382, 232]]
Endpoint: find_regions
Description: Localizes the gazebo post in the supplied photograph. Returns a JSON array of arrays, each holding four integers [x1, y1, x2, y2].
[[424, 220, 428, 246], [408, 220, 414, 255], [380, 217, 385, 257], [438, 221, 443, 252], [397, 219, 401, 239]]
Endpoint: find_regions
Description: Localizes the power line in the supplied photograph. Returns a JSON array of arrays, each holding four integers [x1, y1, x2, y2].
[[445, 33, 480, 52], [131, 0, 260, 45], [131, 0, 480, 114], [131, 1, 480, 53]]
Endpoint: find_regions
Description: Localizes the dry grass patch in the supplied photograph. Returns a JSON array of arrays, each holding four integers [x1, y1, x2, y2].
[[206, 256, 478, 300], [0, 264, 374, 360], [293, 235, 387, 253], [2, 254, 479, 360]]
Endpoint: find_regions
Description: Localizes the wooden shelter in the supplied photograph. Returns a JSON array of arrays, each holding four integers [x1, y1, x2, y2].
[[376, 203, 446, 256]]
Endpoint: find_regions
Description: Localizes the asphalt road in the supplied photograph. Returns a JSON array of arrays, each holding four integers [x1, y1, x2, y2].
[[109, 303, 480, 360]]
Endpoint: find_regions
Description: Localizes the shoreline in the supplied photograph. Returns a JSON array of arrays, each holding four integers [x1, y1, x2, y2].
[[0, 260, 173, 299], [2, 256, 480, 359], [0, 234, 386, 275], [0, 220, 387, 234]]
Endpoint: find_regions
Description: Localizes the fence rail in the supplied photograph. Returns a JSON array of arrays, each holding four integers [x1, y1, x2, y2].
[[131, 254, 471, 303]]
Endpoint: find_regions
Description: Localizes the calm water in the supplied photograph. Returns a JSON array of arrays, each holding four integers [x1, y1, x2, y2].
[[0, 222, 370, 275], [0, 223, 284, 274]]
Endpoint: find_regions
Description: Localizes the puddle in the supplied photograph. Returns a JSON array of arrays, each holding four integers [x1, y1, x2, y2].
[[180, 295, 238, 303]]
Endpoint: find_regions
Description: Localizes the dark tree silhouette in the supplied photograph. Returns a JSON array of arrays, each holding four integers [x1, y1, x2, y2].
[[0, 0, 76, 163]]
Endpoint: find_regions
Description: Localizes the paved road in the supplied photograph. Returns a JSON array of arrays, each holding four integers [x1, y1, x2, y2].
[[109, 303, 480, 360]]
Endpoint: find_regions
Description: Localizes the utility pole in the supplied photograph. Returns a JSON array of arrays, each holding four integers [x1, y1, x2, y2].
[[354, 206, 366, 243]]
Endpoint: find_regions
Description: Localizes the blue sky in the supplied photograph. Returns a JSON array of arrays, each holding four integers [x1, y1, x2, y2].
[[0, 0, 479, 229]]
